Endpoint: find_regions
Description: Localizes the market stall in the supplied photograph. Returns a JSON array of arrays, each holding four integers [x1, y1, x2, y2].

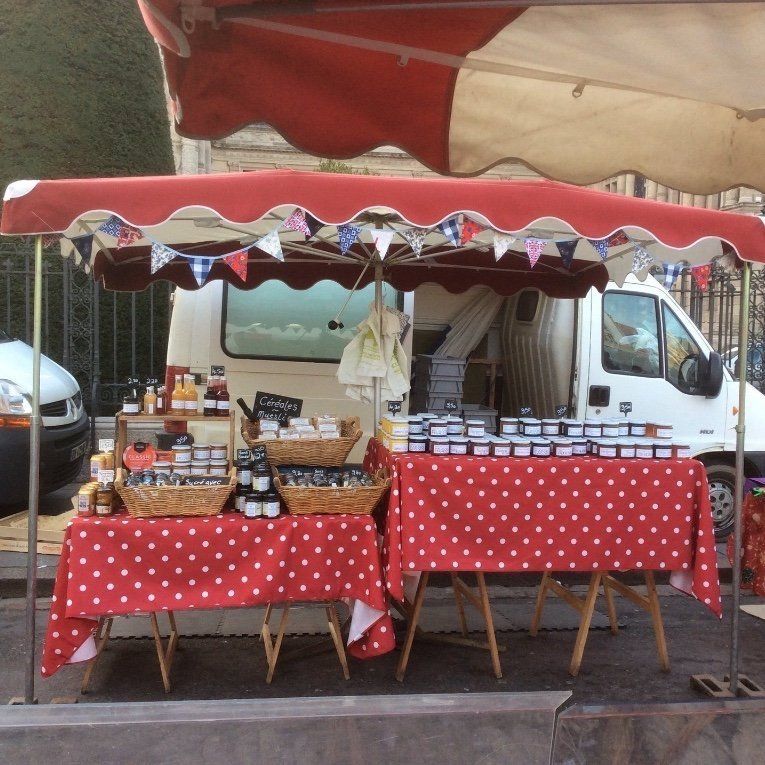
[[3, 169, 765, 703]]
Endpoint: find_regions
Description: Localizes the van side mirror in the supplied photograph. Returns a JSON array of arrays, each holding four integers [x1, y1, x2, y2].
[[701, 351, 724, 397]]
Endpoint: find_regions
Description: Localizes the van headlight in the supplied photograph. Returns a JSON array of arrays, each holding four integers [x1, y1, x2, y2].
[[0, 380, 32, 427]]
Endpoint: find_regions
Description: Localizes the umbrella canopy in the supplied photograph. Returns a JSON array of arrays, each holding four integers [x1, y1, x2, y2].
[[2, 169, 762, 295], [137, 1, 765, 193]]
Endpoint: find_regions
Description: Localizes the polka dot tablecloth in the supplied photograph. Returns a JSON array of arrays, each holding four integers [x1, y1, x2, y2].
[[41, 512, 395, 678], [364, 439, 721, 616]]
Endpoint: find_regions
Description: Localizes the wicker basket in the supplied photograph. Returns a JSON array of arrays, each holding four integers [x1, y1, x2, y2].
[[241, 416, 362, 467], [272, 468, 390, 516], [114, 470, 236, 518]]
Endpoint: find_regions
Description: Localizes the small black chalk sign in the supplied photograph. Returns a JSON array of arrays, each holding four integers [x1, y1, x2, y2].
[[519, 406, 533, 417], [387, 400, 402, 414], [555, 405, 567, 417], [444, 399, 459, 412], [619, 401, 633, 415], [211, 365, 225, 377]]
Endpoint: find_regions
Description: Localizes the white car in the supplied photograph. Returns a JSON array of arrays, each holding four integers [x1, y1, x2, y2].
[[0, 329, 88, 506]]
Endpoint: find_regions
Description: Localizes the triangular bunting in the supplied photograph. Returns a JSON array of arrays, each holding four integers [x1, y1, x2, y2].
[[555, 240, 578, 269], [662, 262, 684, 290], [72, 234, 94, 262], [150, 241, 177, 274], [402, 228, 427, 257], [632, 244, 654, 274], [283, 209, 311, 237], [223, 249, 249, 282], [184, 255, 215, 287], [337, 224, 361, 255], [117, 225, 141, 249], [460, 218, 482, 245], [41, 234, 60, 249], [305, 213, 322, 239], [524, 238, 546, 269], [371, 229, 395, 260], [493, 233, 515, 261], [608, 230, 630, 247], [98, 215, 124, 238], [588, 238, 610, 261], [439, 217, 461, 247], [255, 230, 284, 261], [692, 263, 712, 292]]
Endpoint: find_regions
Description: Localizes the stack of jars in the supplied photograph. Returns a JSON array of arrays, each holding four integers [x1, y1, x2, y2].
[[233, 455, 280, 519]]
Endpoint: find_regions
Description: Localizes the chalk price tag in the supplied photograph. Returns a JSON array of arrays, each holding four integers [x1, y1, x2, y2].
[[97, 469, 115, 485], [619, 401, 633, 415], [145, 377, 159, 386], [211, 365, 225, 377], [519, 406, 533, 417], [387, 400, 402, 414], [252, 391, 303, 426], [98, 438, 115, 453], [555, 405, 568, 417], [251, 444, 267, 463], [126, 376, 140, 387], [236, 448, 252, 462], [444, 399, 459, 412]]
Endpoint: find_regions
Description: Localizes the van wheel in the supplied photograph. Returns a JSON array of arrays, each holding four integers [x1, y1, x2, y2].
[[704, 464, 736, 541]]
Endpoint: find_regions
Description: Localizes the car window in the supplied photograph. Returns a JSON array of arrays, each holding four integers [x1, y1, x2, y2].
[[602, 292, 661, 377], [663, 305, 704, 394], [223, 280, 399, 362]]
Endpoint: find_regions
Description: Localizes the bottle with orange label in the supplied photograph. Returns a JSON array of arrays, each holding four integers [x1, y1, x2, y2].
[[184, 373, 199, 414], [170, 374, 186, 414]]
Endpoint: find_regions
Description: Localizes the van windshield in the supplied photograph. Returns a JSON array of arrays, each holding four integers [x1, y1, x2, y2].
[[223, 280, 399, 362]]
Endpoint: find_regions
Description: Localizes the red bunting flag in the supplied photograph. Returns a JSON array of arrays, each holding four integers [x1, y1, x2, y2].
[[691, 263, 712, 292], [283, 209, 311, 237], [460, 218, 482, 245], [117, 225, 141, 249], [608, 230, 630, 247], [223, 248, 249, 281]]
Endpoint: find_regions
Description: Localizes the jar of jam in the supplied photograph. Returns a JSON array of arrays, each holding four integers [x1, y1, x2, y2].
[[490, 439, 511, 458], [244, 493, 263, 518], [616, 439, 636, 459], [449, 436, 469, 455], [601, 420, 620, 438], [429, 419, 448, 437], [552, 438, 573, 458], [446, 417, 464, 436], [629, 420, 647, 437], [465, 420, 485, 438], [635, 438, 654, 459], [387, 417, 410, 437], [264, 491, 281, 519], [653, 423, 673, 439], [511, 438, 532, 457], [469, 438, 491, 456], [571, 438, 588, 456], [252, 465, 271, 491], [598, 439, 617, 458], [190, 460, 210, 475], [234, 486, 247, 512], [429, 436, 450, 455], [653, 440, 673, 459], [418, 413, 437, 422], [561, 419, 584, 437], [172, 462, 191, 476], [192, 443, 211, 461], [520, 418, 542, 436], [541, 419, 560, 436], [584, 420, 602, 438], [171, 444, 192, 464], [673, 443, 691, 459], [531, 438, 551, 457], [152, 460, 172, 474], [407, 416, 423, 435], [235, 459, 253, 487], [589, 440, 599, 456], [210, 443, 228, 460], [122, 391, 140, 415], [500, 417, 519, 436], [408, 435, 428, 453], [617, 421, 630, 437], [95, 485, 113, 517]]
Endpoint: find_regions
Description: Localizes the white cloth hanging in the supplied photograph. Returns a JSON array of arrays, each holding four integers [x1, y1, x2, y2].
[[337, 306, 409, 403]]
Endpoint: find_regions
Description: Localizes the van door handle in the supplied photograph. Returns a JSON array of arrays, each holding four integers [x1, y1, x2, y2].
[[588, 385, 611, 407]]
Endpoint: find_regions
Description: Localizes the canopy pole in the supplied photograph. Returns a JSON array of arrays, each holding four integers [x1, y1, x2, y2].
[[729, 260, 752, 696], [373, 263, 383, 430], [24, 234, 44, 704]]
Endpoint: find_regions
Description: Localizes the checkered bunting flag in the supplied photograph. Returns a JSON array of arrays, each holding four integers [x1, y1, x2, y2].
[[183, 255, 216, 287], [338, 224, 361, 255], [283, 209, 311, 237], [371, 229, 395, 260], [254, 230, 284, 261], [662, 261, 685, 290], [555, 239, 577, 269], [588, 238, 610, 261], [439, 217, 461, 247], [493, 233, 515, 261], [150, 241, 177, 274], [632, 244, 654, 274], [524, 238, 546, 269], [402, 228, 427, 257]]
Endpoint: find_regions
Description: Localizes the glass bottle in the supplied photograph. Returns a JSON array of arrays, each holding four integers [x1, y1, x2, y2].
[[203, 377, 218, 417], [184, 373, 199, 414], [143, 385, 157, 415], [156, 385, 166, 415], [216, 375, 230, 417], [170, 374, 185, 414]]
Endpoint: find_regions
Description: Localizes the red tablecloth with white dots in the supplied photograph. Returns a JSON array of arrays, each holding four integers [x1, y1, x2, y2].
[[41, 512, 395, 678], [364, 439, 721, 616]]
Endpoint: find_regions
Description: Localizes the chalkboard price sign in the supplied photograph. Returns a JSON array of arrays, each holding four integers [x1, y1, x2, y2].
[[145, 377, 159, 386], [126, 376, 140, 387], [252, 391, 303, 426], [555, 405, 568, 417], [619, 401, 633, 415], [251, 444, 267, 463], [236, 448, 252, 462], [211, 365, 225, 377], [387, 400, 402, 414], [444, 399, 459, 412], [519, 406, 533, 417]]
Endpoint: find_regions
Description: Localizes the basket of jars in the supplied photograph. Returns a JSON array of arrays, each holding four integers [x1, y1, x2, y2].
[[114, 469, 236, 518], [241, 415, 362, 467], [272, 466, 390, 516]]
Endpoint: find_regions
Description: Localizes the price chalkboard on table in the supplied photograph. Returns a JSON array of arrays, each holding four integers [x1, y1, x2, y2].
[[444, 399, 459, 412], [519, 406, 533, 417], [251, 444, 267, 463], [387, 400, 402, 414], [619, 401, 633, 415], [252, 391, 302, 426]]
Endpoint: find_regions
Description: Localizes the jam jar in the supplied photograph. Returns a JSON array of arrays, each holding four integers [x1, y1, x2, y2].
[[465, 420, 485, 438], [407, 416, 424, 435], [635, 438, 654, 459], [408, 434, 428, 453], [561, 419, 584, 437], [500, 417, 520, 436], [469, 438, 491, 456], [389, 436, 409, 453], [552, 438, 573, 458], [490, 439, 511, 458], [531, 438, 551, 457], [653, 440, 673, 459], [650, 422, 673, 439], [449, 436, 469, 455], [541, 419, 560, 436], [584, 420, 602, 438], [601, 420, 620, 438], [520, 418, 542, 436], [617, 420, 630, 437], [446, 417, 464, 436], [673, 443, 691, 459], [598, 439, 617, 458], [629, 420, 647, 437], [616, 439, 636, 459], [571, 438, 588, 456], [429, 436, 450, 455], [429, 419, 448, 437], [511, 438, 532, 457]]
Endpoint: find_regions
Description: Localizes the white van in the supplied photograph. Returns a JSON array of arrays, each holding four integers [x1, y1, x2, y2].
[[168, 275, 765, 538]]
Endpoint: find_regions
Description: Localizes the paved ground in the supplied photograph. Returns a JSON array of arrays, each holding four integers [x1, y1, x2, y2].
[[2, 585, 764, 707]]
